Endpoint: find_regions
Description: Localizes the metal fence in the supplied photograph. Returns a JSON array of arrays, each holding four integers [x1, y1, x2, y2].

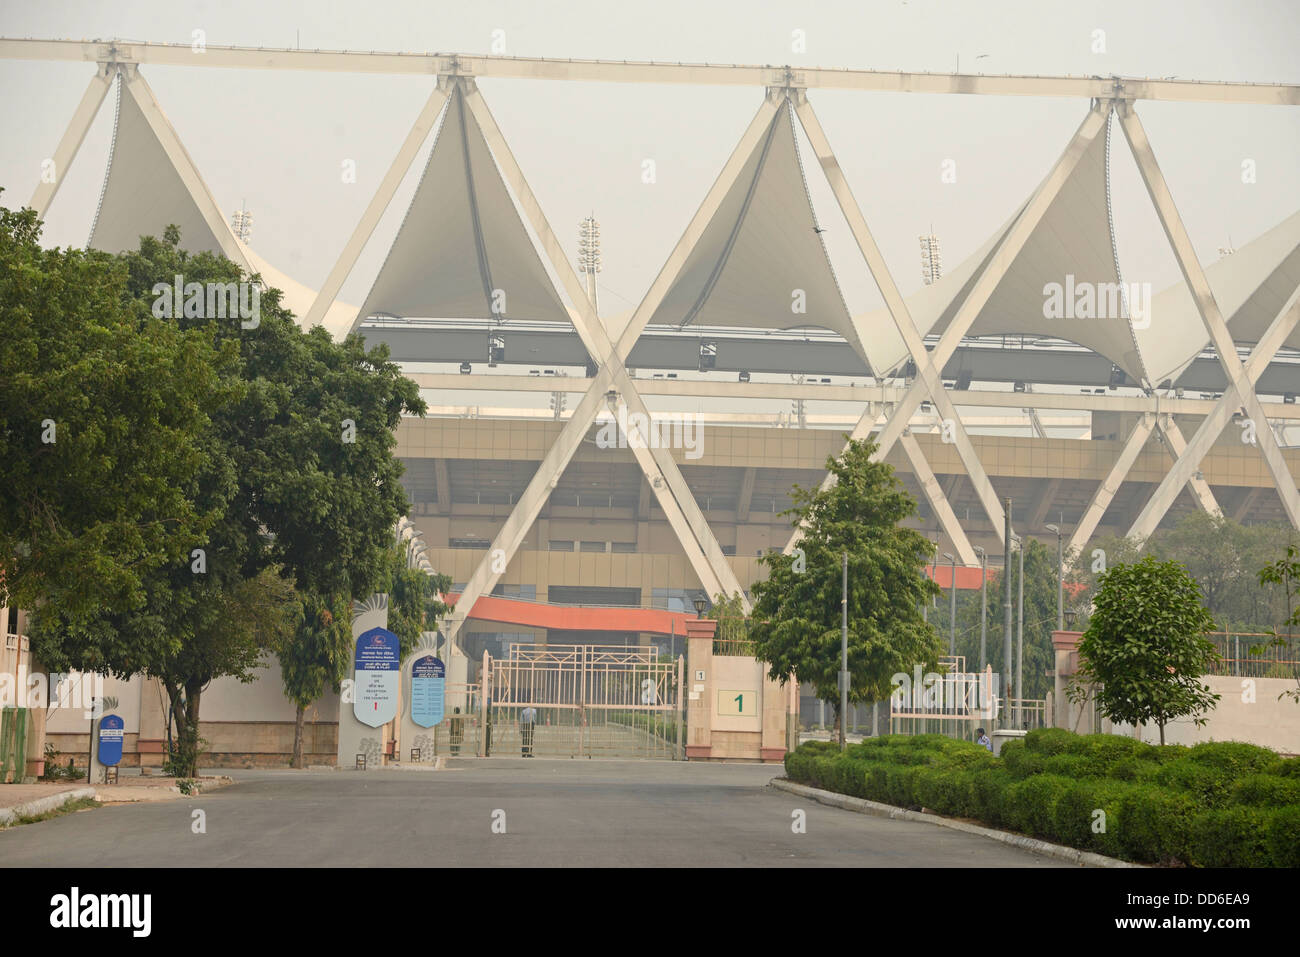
[[1205, 632, 1300, 679]]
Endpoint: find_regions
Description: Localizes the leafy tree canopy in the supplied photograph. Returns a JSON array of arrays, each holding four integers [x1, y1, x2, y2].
[[1071, 554, 1220, 744], [748, 437, 943, 715]]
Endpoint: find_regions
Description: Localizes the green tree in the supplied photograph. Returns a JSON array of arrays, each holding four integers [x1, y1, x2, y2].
[[1069, 555, 1220, 744], [0, 198, 230, 628], [748, 438, 943, 734], [31, 225, 426, 775], [1255, 546, 1300, 705], [279, 590, 351, 768], [707, 591, 752, 653]]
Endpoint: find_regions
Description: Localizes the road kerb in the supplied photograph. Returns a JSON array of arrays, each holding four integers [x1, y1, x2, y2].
[[0, 787, 97, 826], [771, 778, 1141, 868]]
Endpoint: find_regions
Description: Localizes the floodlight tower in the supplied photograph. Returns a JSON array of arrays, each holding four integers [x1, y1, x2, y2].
[[231, 202, 253, 242], [577, 215, 601, 312], [920, 231, 942, 285]]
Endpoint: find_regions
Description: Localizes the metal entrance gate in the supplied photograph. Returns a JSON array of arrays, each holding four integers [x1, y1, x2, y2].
[[486, 644, 683, 759]]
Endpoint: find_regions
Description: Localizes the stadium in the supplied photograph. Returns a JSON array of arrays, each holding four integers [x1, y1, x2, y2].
[[3, 36, 1298, 758]]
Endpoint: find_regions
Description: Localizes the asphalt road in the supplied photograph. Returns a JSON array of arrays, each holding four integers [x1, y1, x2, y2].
[[0, 760, 1065, 867]]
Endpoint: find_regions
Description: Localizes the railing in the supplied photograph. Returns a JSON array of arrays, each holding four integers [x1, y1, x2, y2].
[[1205, 632, 1300, 679]]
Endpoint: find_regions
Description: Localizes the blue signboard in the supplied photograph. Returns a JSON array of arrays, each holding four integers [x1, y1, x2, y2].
[[354, 627, 401, 728], [410, 655, 446, 728], [97, 714, 125, 767]]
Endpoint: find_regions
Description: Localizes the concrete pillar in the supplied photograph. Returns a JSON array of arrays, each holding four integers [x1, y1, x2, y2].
[[684, 618, 716, 760], [1051, 630, 1084, 731]]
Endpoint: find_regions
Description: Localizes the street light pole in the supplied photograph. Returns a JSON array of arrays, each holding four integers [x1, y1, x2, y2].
[[1045, 523, 1064, 631], [1015, 533, 1025, 727], [1002, 498, 1013, 725], [840, 550, 849, 752], [975, 546, 988, 671]]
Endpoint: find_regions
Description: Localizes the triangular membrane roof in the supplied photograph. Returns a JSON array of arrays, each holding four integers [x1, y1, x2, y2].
[[356, 86, 571, 326], [859, 121, 1147, 385], [89, 76, 233, 262], [644, 102, 866, 365], [1142, 209, 1300, 387]]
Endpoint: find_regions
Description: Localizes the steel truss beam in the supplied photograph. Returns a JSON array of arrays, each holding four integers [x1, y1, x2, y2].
[[1117, 102, 1300, 540], [403, 373, 1300, 420], [3, 38, 1297, 105], [441, 83, 777, 643]]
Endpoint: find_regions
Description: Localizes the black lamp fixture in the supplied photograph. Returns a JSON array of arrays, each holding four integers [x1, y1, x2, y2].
[[1064, 608, 1077, 630], [693, 596, 707, 618]]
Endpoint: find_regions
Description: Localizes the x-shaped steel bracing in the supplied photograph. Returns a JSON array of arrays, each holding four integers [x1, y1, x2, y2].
[[782, 97, 1115, 566]]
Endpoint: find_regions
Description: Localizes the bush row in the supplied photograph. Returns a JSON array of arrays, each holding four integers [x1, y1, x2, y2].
[[784, 733, 1299, 867]]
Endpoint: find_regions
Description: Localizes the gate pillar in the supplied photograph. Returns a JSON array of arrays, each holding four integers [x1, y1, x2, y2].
[[684, 618, 717, 760]]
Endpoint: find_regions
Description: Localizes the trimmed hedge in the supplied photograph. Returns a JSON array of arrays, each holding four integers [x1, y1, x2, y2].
[[783, 731, 1299, 867]]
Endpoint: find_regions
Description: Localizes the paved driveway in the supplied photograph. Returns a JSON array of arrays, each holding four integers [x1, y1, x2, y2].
[[0, 760, 1065, 867]]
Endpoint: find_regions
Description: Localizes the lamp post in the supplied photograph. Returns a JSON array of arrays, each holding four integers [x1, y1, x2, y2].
[[1012, 532, 1024, 727], [1002, 498, 1013, 725], [974, 545, 988, 671], [840, 550, 848, 752], [942, 552, 956, 655], [693, 596, 707, 619], [1045, 523, 1064, 631]]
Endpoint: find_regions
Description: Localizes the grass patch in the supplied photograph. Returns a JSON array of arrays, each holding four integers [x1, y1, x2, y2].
[[3, 796, 101, 829]]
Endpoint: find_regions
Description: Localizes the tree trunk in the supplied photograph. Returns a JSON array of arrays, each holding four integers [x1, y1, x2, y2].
[[178, 678, 203, 778], [291, 704, 306, 769], [1158, 720, 1166, 747]]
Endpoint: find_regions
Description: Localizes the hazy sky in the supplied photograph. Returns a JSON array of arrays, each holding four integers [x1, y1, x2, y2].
[[2, 0, 1297, 317]]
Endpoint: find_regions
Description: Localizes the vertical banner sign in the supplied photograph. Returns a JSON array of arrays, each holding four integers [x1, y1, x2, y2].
[[354, 627, 401, 727], [97, 714, 125, 767], [410, 656, 446, 728]]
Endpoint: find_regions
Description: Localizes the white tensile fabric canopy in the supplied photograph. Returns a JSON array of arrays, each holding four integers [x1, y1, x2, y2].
[[356, 85, 571, 327], [644, 102, 866, 365]]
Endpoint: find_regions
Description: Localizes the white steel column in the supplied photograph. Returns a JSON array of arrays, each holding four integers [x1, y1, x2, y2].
[[1067, 413, 1156, 556], [308, 81, 452, 331], [1155, 415, 1221, 516], [1118, 101, 1300, 537], [792, 92, 1001, 553], [122, 68, 251, 271], [901, 431, 979, 566], [28, 64, 114, 218]]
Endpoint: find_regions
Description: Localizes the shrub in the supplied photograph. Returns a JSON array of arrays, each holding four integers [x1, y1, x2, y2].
[[1052, 778, 1134, 860], [1000, 742, 1049, 780], [1189, 806, 1275, 867], [1025, 728, 1078, 755], [1117, 786, 1200, 863], [1110, 756, 1163, 783], [1230, 774, 1300, 808], [1185, 741, 1281, 777], [1003, 775, 1075, 840], [1043, 753, 1108, 779], [1081, 733, 1148, 767], [1270, 757, 1300, 779], [1157, 757, 1238, 806], [1267, 806, 1300, 867]]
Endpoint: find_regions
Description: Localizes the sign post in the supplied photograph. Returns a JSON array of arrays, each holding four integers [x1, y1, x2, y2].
[[353, 627, 401, 728], [410, 656, 446, 729]]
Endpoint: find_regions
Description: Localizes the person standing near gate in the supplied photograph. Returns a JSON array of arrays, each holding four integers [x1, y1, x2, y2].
[[520, 706, 538, 757]]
